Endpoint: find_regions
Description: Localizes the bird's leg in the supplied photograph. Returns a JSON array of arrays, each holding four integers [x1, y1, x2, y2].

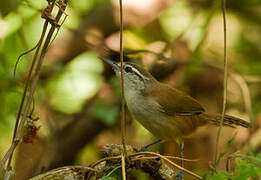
[[140, 139, 162, 151], [177, 141, 184, 180]]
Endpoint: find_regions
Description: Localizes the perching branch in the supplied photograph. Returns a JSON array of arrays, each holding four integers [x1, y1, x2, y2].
[[30, 144, 202, 180]]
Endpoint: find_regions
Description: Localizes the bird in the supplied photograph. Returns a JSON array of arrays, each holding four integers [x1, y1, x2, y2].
[[99, 57, 250, 180]]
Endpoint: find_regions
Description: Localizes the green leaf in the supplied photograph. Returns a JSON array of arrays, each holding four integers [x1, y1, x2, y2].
[[207, 171, 231, 180], [234, 159, 259, 180]]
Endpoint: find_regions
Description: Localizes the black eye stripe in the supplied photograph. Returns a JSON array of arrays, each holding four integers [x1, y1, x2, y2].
[[124, 65, 149, 81], [124, 66, 132, 72]]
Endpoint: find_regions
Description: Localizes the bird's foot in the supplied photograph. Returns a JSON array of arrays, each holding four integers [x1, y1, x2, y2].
[[140, 146, 148, 152], [139, 139, 162, 152]]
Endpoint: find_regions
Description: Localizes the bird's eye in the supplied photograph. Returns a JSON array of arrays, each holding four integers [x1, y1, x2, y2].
[[124, 66, 132, 73]]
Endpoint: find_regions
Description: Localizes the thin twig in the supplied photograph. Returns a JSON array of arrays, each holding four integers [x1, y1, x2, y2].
[[0, 140, 19, 170], [121, 154, 127, 180], [131, 155, 198, 162], [2, 21, 49, 172], [215, 0, 227, 163], [0, 0, 67, 172], [118, 0, 129, 167], [90, 156, 122, 168], [91, 153, 197, 167], [106, 165, 121, 177], [13, 41, 40, 77], [5, 1, 58, 169], [15, 0, 67, 143], [131, 151, 202, 179]]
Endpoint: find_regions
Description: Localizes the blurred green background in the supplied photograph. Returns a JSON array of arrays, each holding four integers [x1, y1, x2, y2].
[[0, 0, 261, 179]]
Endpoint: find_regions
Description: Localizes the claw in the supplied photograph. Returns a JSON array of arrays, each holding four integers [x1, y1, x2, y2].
[[139, 139, 162, 151]]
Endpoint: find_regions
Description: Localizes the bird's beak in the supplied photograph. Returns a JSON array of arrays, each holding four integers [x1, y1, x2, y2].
[[99, 57, 120, 71]]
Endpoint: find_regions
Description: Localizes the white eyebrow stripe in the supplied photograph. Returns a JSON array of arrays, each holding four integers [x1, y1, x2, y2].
[[130, 66, 150, 81]]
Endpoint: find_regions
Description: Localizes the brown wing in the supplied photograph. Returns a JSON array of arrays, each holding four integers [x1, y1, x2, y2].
[[145, 82, 205, 116]]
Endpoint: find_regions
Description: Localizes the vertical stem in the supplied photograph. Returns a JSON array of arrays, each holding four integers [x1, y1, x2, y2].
[[0, 0, 67, 171], [121, 154, 127, 180], [118, 0, 128, 178], [118, 0, 127, 156], [6, 21, 49, 170], [215, 0, 227, 163]]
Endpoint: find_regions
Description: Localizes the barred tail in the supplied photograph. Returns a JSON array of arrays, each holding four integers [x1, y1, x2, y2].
[[201, 113, 251, 128]]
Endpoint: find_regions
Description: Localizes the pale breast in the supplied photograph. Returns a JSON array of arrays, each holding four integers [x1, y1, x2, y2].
[[125, 90, 179, 139]]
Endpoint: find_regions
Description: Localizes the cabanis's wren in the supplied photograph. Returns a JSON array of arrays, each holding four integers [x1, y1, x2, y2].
[[100, 57, 250, 179]]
